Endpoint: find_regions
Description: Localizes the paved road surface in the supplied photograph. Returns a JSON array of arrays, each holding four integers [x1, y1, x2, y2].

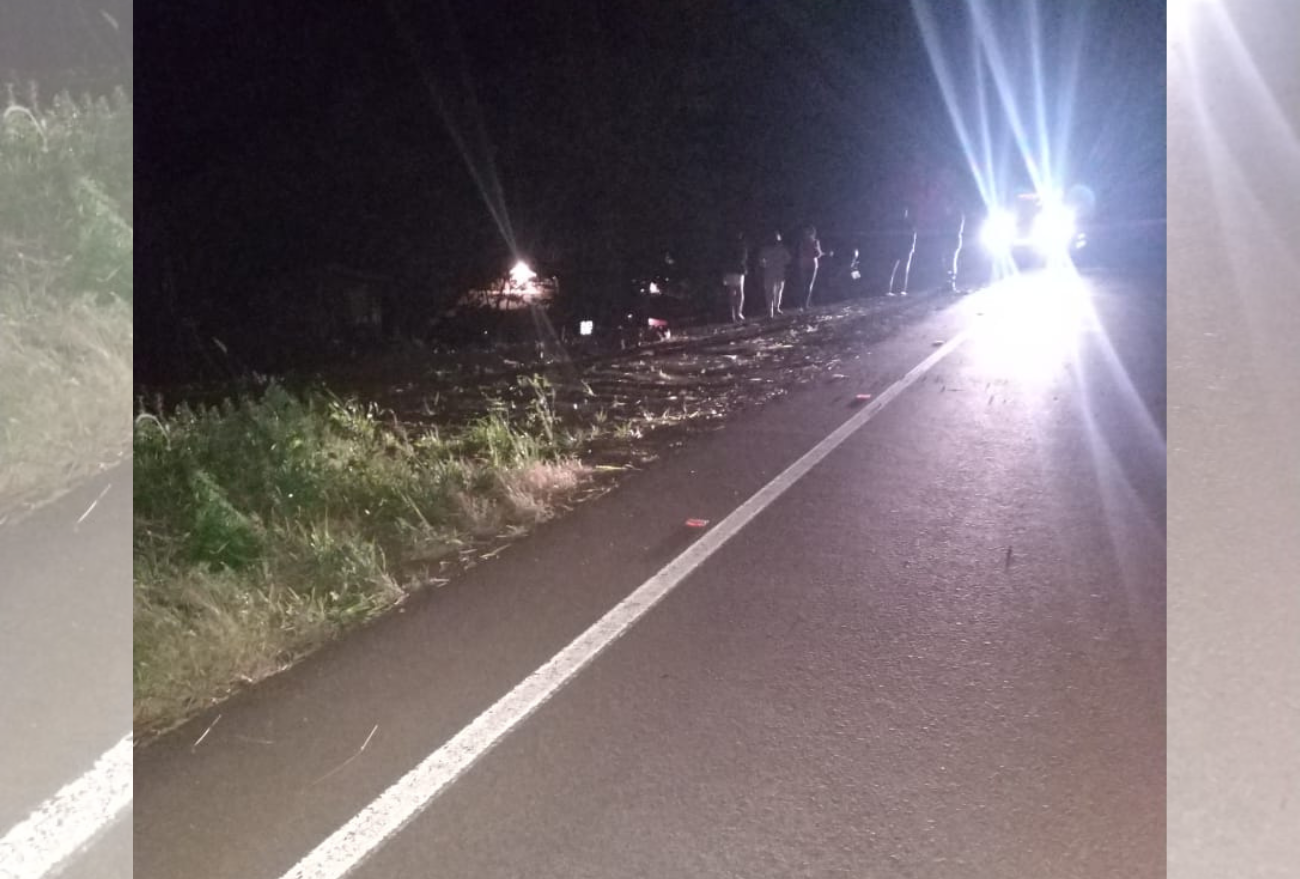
[[0, 463, 133, 879], [1168, 2, 1300, 876], [136, 270, 1165, 879]]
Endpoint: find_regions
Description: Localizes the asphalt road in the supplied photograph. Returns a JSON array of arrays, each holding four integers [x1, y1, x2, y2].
[[1168, 2, 1300, 876], [135, 269, 1165, 879], [0, 463, 133, 879]]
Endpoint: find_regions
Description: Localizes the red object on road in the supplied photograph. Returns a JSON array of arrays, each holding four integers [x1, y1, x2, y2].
[[684, 518, 710, 528], [855, 394, 873, 402]]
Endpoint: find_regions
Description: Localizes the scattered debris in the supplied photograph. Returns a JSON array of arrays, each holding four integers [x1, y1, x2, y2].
[[300, 294, 945, 523], [191, 713, 222, 752], [310, 724, 380, 787], [76, 482, 114, 526]]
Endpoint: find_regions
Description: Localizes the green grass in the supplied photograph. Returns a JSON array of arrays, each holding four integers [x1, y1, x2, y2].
[[1, 84, 132, 512], [133, 377, 588, 734]]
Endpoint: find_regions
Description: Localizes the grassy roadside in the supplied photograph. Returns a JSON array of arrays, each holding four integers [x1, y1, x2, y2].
[[133, 376, 588, 734], [132, 289, 947, 735], [0, 86, 133, 517]]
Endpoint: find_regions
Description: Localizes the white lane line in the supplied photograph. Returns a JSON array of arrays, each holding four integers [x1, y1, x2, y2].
[[0, 734, 133, 879], [277, 328, 974, 879]]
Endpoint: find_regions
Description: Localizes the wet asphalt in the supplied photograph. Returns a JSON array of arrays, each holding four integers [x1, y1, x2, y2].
[[134, 270, 1165, 879]]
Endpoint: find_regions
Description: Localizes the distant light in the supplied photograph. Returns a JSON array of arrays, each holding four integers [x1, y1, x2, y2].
[[981, 201, 1077, 257], [579, 320, 594, 336], [648, 281, 661, 295], [510, 261, 536, 285]]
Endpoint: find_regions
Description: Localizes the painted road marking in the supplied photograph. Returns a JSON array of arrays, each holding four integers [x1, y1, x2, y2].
[[0, 734, 133, 879], [277, 328, 975, 879]]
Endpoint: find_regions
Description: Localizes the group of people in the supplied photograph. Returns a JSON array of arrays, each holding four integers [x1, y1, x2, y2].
[[722, 226, 827, 323], [721, 209, 965, 323], [717, 166, 970, 323]]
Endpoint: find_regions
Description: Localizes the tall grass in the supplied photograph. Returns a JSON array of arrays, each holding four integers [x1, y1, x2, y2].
[[133, 378, 587, 734], [1, 84, 133, 304], [0, 84, 132, 510]]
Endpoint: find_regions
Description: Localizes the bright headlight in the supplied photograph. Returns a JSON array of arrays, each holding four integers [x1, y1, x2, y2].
[[981, 210, 1016, 251], [1031, 205, 1077, 251]]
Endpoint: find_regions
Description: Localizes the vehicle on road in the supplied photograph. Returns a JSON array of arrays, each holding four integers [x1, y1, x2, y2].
[[979, 191, 1087, 267]]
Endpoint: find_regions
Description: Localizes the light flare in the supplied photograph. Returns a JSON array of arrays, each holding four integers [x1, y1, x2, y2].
[[911, 0, 1090, 255], [976, 268, 1092, 382]]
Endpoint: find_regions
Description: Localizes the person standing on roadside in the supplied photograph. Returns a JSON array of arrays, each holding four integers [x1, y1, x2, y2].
[[887, 207, 917, 296], [797, 225, 825, 308], [940, 203, 966, 292], [758, 231, 791, 318], [722, 231, 749, 322]]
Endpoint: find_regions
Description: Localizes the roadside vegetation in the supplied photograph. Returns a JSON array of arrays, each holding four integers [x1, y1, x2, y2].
[[0, 85, 133, 516], [132, 376, 588, 733], [131, 294, 944, 735]]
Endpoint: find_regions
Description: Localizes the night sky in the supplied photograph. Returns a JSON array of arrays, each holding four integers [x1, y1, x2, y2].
[[126, 0, 1164, 380]]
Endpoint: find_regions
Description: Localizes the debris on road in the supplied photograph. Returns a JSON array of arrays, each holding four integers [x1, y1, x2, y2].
[[310, 724, 380, 787], [191, 714, 222, 752], [685, 518, 710, 529], [300, 293, 955, 478]]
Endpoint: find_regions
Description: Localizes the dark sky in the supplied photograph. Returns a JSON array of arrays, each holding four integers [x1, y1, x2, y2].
[[135, 2, 1161, 216], [126, 0, 1163, 375]]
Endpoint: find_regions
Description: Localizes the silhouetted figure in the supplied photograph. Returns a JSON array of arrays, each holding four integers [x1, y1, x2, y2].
[[758, 231, 791, 317], [943, 209, 966, 291], [796, 226, 825, 308], [915, 167, 966, 291], [887, 208, 917, 296], [722, 232, 748, 322]]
